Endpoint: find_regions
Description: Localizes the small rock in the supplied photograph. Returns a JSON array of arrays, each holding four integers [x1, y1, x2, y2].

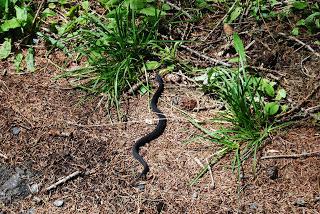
[[32, 196, 42, 204], [136, 183, 145, 192], [27, 208, 36, 214], [11, 127, 21, 135], [145, 118, 154, 125], [164, 73, 182, 83], [29, 184, 39, 194], [266, 166, 278, 180], [180, 97, 197, 110], [249, 202, 258, 210], [53, 199, 64, 207], [192, 192, 198, 200], [171, 96, 180, 106], [294, 198, 306, 207]]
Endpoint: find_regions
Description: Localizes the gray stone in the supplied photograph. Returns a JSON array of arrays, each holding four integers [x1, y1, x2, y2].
[[249, 202, 258, 210], [294, 198, 306, 207], [27, 208, 36, 214], [136, 183, 145, 192], [53, 199, 64, 207], [12, 127, 21, 135], [192, 192, 198, 200], [29, 184, 39, 194], [266, 166, 279, 180], [32, 196, 42, 204]]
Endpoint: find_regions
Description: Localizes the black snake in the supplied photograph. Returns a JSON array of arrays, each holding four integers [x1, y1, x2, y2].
[[132, 74, 167, 178]]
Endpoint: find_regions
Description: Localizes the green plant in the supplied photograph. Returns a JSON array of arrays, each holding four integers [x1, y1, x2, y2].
[[0, 0, 34, 59], [290, 2, 320, 35], [222, 1, 319, 35], [0, 0, 55, 72], [45, 1, 169, 117], [189, 33, 286, 185]]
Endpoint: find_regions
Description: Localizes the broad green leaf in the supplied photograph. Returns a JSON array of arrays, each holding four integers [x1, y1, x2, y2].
[[233, 33, 246, 66], [82, 1, 90, 11], [15, 6, 28, 23], [139, 7, 165, 16], [296, 19, 305, 26], [1, 18, 20, 32], [305, 12, 320, 27], [162, 3, 171, 11], [145, 61, 160, 70], [264, 102, 279, 116], [228, 57, 239, 63], [275, 88, 286, 100], [263, 83, 275, 97], [42, 8, 56, 18], [126, 0, 146, 10], [281, 104, 288, 112], [292, 1, 308, 10], [0, 38, 11, 59], [291, 27, 299, 36], [14, 52, 23, 72], [26, 48, 35, 72], [228, 6, 242, 23]]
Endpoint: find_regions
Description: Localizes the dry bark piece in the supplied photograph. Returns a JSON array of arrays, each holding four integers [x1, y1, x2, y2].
[[163, 73, 182, 83], [266, 166, 279, 180], [223, 23, 234, 36], [181, 97, 197, 110]]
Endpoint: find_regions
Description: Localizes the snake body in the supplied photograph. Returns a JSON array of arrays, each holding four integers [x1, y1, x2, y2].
[[132, 74, 167, 178]]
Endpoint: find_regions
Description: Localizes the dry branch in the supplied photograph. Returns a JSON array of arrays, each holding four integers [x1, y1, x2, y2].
[[45, 170, 83, 192], [279, 33, 320, 58], [261, 151, 320, 160]]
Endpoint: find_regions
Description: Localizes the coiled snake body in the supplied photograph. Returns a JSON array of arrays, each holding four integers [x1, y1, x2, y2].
[[132, 74, 167, 178]]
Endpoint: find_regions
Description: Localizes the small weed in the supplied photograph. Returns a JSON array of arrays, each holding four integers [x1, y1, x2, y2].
[[0, 0, 54, 71], [189, 33, 287, 185], [43, 1, 171, 117], [221, 0, 320, 35]]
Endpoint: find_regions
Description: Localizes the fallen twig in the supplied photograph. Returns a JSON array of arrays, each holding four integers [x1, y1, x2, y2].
[[248, 65, 285, 77], [261, 151, 320, 160], [160, 0, 192, 19], [0, 152, 8, 159], [276, 84, 320, 119], [279, 33, 320, 58], [180, 44, 231, 67], [45, 170, 83, 192], [161, 34, 231, 67], [277, 104, 320, 123]]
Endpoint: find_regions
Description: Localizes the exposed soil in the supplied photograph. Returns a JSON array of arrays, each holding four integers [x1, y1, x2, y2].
[[0, 3, 320, 214]]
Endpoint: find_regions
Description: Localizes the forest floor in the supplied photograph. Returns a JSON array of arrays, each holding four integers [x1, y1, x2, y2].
[[0, 2, 320, 214]]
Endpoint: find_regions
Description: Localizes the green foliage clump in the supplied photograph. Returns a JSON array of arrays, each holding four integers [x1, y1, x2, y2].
[[189, 33, 287, 185], [223, 0, 320, 35], [43, 1, 169, 115], [0, 0, 34, 59]]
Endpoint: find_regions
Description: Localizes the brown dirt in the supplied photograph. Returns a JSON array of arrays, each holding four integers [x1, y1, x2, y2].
[[0, 4, 320, 214]]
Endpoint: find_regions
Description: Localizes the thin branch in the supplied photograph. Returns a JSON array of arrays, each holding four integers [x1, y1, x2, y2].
[[261, 151, 320, 160], [248, 65, 285, 77], [32, 0, 45, 26], [276, 84, 320, 119], [0, 152, 8, 160], [277, 104, 320, 123], [180, 44, 232, 67], [279, 33, 320, 58], [160, 0, 192, 19], [45, 170, 83, 192]]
